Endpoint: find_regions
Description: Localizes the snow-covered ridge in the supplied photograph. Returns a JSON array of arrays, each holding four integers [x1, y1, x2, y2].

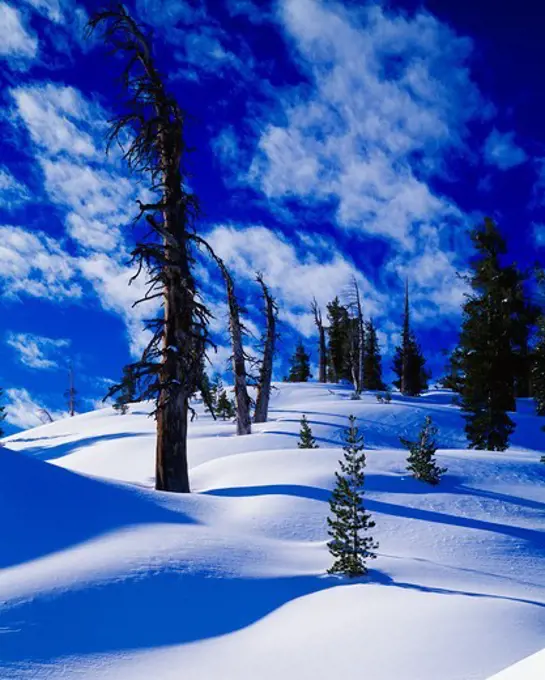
[[1, 383, 544, 679]]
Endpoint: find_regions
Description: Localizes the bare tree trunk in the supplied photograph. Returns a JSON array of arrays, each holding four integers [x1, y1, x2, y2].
[[312, 298, 327, 383], [352, 278, 365, 393], [65, 364, 77, 416], [254, 273, 277, 423], [222, 267, 252, 435], [90, 7, 217, 493]]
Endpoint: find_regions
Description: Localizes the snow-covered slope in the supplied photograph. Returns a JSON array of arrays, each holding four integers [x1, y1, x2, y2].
[[1, 383, 544, 680]]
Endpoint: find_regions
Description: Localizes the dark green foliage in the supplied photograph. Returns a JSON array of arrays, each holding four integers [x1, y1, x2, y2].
[[392, 282, 429, 396], [459, 218, 524, 450], [532, 319, 545, 416], [0, 388, 5, 438], [286, 342, 312, 382], [439, 346, 465, 392], [216, 389, 236, 420], [376, 391, 392, 404], [363, 320, 386, 391], [326, 297, 352, 382], [327, 415, 378, 577], [298, 414, 318, 449], [400, 416, 447, 485], [113, 365, 137, 415], [532, 270, 545, 415]]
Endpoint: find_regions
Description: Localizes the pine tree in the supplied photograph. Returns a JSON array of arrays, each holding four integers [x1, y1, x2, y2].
[[216, 389, 235, 420], [392, 281, 429, 396], [113, 365, 137, 415], [532, 318, 545, 415], [327, 415, 378, 577], [400, 416, 447, 485], [0, 388, 6, 438], [439, 346, 465, 392], [459, 218, 522, 450], [298, 414, 318, 449], [532, 269, 545, 415], [287, 341, 312, 382], [362, 320, 386, 391], [326, 297, 352, 382]]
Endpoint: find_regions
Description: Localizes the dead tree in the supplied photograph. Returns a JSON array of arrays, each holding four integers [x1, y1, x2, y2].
[[312, 298, 327, 383], [351, 277, 365, 394], [254, 273, 278, 423], [89, 6, 216, 492], [221, 263, 252, 435], [65, 364, 77, 417]]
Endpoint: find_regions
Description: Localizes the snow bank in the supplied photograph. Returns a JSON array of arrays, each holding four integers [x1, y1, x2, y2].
[[1, 384, 544, 679]]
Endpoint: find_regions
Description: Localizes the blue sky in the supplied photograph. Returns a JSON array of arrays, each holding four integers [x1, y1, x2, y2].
[[0, 0, 543, 432]]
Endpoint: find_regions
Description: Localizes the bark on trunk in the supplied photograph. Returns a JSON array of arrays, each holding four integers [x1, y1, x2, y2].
[[312, 298, 327, 383], [224, 269, 252, 435], [254, 274, 277, 423], [352, 279, 365, 394]]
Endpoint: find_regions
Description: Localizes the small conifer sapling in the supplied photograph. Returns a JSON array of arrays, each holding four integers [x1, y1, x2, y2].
[[400, 415, 447, 485], [327, 415, 378, 577], [298, 414, 318, 448], [216, 389, 236, 420]]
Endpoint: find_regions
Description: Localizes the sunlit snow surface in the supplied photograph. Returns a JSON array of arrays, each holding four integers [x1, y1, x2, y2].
[[1, 383, 544, 679]]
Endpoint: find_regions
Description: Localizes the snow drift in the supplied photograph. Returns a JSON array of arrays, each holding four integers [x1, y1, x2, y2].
[[1, 383, 544, 679]]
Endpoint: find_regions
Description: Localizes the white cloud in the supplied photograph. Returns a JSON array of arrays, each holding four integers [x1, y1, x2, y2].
[[533, 222, 545, 248], [78, 254, 155, 357], [0, 225, 81, 300], [10, 83, 154, 354], [4, 387, 64, 430], [6, 332, 70, 370], [248, 0, 483, 247], [0, 2, 38, 65], [12, 83, 99, 158], [0, 167, 30, 209], [207, 224, 386, 337], [484, 129, 527, 170], [22, 0, 63, 23]]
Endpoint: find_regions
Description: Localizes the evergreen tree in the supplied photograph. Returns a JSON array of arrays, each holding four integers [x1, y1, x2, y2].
[[216, 389, 235, 420], [459, 218, 523, 450], [392, 281, 429, 396], [327, 415, 378, 577], [400, 416, 447, 485], [286, 342, 312, 382], [113, 365, 137, 415], [532, 318, 545, 415], [532, 269, 545, 415], [298, 414, 318, 449], [439, 346, 465, 392], [362, 320, 386, 391], [326, 297, 352, 382], [0, 388, 6, 438]]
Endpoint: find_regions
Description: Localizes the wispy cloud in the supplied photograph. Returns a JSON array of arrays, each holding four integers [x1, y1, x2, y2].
[[247, 0, 484, 248], [0, 2, 38, 66], [484, 129, 527, 170], [4, 387, 64, 430], [0, 225, 81, 300], [22, 0, 63, 24], [0, 167, 30, 209], [6, 332, 70, 370], [207, 224, 386, 337]]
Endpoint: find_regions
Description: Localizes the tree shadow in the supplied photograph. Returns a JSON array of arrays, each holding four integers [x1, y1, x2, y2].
[[0, 448, 196, 570], [18, 432, 146, 462], [204, 483, 545, 549], [0, 571, 339, 663], [367, 569, 545, 609]]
